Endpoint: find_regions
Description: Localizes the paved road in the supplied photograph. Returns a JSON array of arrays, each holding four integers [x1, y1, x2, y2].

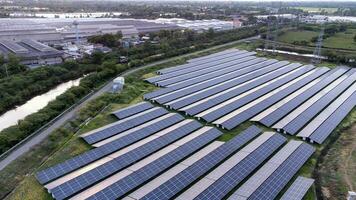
[[0, 36, 258, 171]]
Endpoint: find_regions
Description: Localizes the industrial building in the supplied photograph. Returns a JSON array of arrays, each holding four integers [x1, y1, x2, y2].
[[0, 39, 63, 67]]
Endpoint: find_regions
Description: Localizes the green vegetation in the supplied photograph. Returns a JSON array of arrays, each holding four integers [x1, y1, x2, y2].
[[294, 6, 338, 14], [278, 30, 319, 45], [0, 25, 263, 155]]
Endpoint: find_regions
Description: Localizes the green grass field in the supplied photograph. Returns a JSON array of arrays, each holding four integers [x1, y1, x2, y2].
[[278, 29, 356, 51], [294, 7, 339, 14]]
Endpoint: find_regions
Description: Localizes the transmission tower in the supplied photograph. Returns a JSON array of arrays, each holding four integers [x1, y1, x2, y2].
[[311, 24, 325, 65]]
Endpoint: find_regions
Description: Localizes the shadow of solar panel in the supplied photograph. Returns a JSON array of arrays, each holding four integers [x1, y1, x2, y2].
[[195, 133, 286, 200], [309, 92, 356, 144], [86, 127, 223, 200], [112, 102, 154, 119], [140, 125, 262, 200], [83, 108, 168, 144], [259, 68, 345, 127], [247, 143, 315, 200], [46, 120, 202, 199], [219, 68, 325, 130], [202, 66, 314, 123], [283, 69, 354, 135]]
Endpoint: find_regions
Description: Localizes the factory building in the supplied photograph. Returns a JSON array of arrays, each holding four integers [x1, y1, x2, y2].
[[0, 39, 63, 68]]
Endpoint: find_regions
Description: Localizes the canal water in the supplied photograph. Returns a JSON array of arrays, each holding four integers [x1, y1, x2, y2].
[[0, 77, 82, 131]]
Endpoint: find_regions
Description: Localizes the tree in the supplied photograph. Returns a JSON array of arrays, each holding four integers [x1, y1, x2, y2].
[[354, 34, 356, 43]]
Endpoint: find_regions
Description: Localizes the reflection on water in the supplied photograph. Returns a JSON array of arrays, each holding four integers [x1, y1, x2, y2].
[[0, 77, 82, 131]]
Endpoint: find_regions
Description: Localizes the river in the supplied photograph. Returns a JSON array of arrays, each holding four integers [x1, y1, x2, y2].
[[0, 77, 82, 132]]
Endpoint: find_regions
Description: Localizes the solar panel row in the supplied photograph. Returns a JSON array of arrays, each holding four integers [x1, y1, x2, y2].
[[200, 65, 314, 124], [50, 120, 202, 199], [228, 141, 315, 200], [214, 67, 327, 130], [111, 102, 154, 119], [155, 57, 263, 88], [86, 127, 223, 200], [280, 176, 314, 200], [194, 132, 286, 200], [149, 52, 256, 84], [36, 113, 185, 185], [152, 58, 276, 105], [271, 67, 351, 132], [157, 50, 249, 75], [188, 49, 239, 63], [298, 81, 356, 143], [82, 107, 168, 144], [182, 62, 300, 116], [140, 125, 262, 200], [282, 68, 356, 135]]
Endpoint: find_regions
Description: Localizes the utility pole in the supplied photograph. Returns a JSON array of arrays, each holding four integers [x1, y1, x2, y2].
[[311, 24, 325, 65]]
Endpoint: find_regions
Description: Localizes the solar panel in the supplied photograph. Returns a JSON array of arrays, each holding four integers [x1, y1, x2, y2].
[[300, 83, 356, 143], [283, 68, 355, 135], [157, 50, 251, 75], [188, 49, 239, 63], [200, 65, 313, 123], [82, 107, 168, 144], [85, 127, 223, 200], [215, 67, 324, 129], [272, 67, 351, 131], [194, 133, 286, 200], [153, 59, 277, 104], [36, 114, 184, 185], [50, 120, 202, 200], [140, 126, 262, 200], [228, 141, 315, 200], [256, 67, 343, 126], [155, 57, 263, 87], [165, 60, 287, 109], [111, 102, 154, 119], [153, 51, 249, 78], [247, 143, 315, 200], [182, 62, 301, 116], [280, 176, 314, 200]]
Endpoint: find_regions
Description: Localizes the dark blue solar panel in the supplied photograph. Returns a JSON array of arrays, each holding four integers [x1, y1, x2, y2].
[[219, 68, 325, 130], [156, 57, 262, 87], [168, 61, 288, 109], [201, 66, 314, 123], [247, 143, 315, 200], [310, 91, 356, 144], [140, 125, 262, 200], [112, 102, 154, 119], [188, 49, 239, 63], [259, 67, 347, 127], [283, 69, 355, 135], [157, 51, 250, 75], [150, 52, 251, 83], [49, 120, 202, 200], [36, 114, 184, 185], [86, 127, 223, 200], [83, 108, 168, 144], [195, 133, 286, 200], [184, 62, 301, 116], [154, 59, 279, 104]]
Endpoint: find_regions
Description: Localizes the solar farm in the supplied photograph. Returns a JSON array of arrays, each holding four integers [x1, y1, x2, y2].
[[34, 48, 356, 200]]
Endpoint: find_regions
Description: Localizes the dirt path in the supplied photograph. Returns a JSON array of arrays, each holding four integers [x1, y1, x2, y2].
[[342, 125, 356, 191]]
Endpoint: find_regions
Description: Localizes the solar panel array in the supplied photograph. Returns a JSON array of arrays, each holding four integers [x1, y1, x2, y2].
[[111, 102, 154, 119], [280, 176, 314, 200], [145, 49, 356, 144], [34, 49, 339, 199]]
